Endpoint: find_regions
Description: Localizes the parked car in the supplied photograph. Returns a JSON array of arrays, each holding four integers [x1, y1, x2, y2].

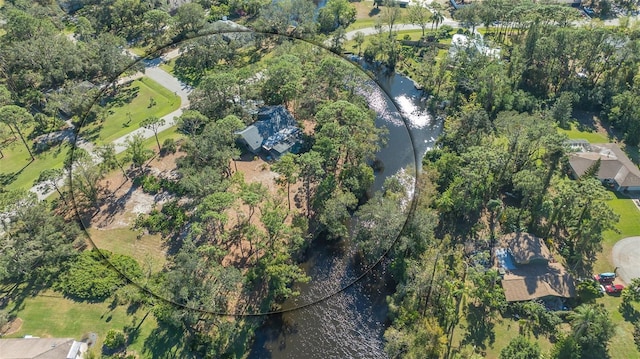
[[605, 283, 624, 294], [594, 272, 616, 283]]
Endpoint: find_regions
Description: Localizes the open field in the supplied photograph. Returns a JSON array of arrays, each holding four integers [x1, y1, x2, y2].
[[81, 77, 180, 145], [558, 122, 610, 143], [7, 290, 157, 356], [346, 1, 412, 31], [450, 302, 556, 358], [87, 228, 167, 274], [1, 141, 70, 192]]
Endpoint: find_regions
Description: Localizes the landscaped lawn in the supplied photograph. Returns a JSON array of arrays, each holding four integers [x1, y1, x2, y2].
[[81, 77, 180, 145], [1, 140, 70, 192], [595, 195, 640, 275], [159, 59, 175, 74], [558, 122, 609, 143], [8, 291, 158, 356], [87, 227, 167, 274], [346, 1, 412, 32], [595, 294, 640, 359]]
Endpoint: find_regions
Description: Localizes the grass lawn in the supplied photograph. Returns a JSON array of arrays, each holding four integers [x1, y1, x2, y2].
[[450, 302, 556, 358], [81, 77, 180, 145], [595, 195, 640, 275], [595, 294, 640, 359], [159, 59, 175, 74], [88, 227, 167, 274], [1, 141, 70, 192], [8, 291, 158, 356], [346, 1, 412, 32], [558, 122, 610, 143]]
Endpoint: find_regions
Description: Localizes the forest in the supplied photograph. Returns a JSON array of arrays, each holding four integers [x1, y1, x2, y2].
[[1, 0, 640, 358]]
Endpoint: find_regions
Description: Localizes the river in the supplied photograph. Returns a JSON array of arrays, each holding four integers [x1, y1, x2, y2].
[[249, 59, 443, 358]]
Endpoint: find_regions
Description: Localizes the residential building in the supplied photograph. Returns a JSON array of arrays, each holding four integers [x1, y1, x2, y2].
[[568, 142, 640, 192]]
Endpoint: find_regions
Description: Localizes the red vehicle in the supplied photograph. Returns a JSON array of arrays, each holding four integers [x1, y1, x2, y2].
[[594, 272, 616, 284], [604, 283, 624, 294]]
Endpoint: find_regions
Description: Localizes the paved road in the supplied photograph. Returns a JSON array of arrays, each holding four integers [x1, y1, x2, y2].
[[612, 236, 640, 285], [29, 53, 192, 200]]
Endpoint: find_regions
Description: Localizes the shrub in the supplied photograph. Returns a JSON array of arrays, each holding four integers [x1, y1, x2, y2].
[[56, 250, 142, 301], [103, 329, 126, 351], [161, 138, 177, 156]]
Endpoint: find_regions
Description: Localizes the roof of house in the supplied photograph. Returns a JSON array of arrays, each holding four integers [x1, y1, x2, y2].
[[569, 143, 640, 187], [502, 262, 576, 302], [503, 232, 552, 265], [0, 338, 86, 359], [237, 105, 299, 154]]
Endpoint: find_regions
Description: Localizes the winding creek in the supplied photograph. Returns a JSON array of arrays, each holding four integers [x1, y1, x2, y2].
[[249, 60, 443, 358]]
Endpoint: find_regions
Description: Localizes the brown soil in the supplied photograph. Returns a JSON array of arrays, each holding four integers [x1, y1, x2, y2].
[[91, 152, 185, 230], [1, 317, 23, 336]]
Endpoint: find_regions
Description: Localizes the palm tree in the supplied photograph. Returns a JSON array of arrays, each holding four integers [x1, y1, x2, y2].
[[569, 304, 598, 338], [432, 10, 444, 30]]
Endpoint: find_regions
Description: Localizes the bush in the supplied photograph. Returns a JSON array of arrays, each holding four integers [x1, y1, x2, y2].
[[56, 250, 142, 301], [161, 138, 177, 156], [103, 329, 126, 351]]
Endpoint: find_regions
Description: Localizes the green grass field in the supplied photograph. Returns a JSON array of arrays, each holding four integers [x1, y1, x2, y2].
[[558, 122, 610, 143], [82, 77, 180, 145], [1, 140, 70, 192], [88, 228, 167, 274], [346, 1, 412, 32], [7, 291, 158, 356], [159, 59, 175, 74]]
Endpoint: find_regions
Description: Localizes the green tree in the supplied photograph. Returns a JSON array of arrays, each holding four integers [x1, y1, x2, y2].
[[177, 110, 210, 136], [551, 91, 576, 129], [35, 168, 67, 204], [569, 304, 615, 359], [408, 3, 430, 37], [261, 55, 303, 107], [272, 153, 299, 210], [0, 105, 34, 160], [174, 2, 206, 36], [97, 143, 128, 180], [353, 31, 366, 56], [126, 134, 152, 171], [0, 201, 81, 285], [140, 116, 166, 152], [103, 329, 126, 351], [188, 71, 238, 119], [318, 0, 357, 33], [499, 336, 541, 359]]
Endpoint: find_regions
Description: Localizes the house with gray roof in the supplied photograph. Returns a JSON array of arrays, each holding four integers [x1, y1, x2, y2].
[[0, 337, 87, 359], [236, 106, 302, 160], [568, 142, 640, 192]]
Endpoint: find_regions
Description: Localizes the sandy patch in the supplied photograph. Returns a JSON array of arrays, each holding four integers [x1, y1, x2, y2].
[[1, 317, 22, 336]]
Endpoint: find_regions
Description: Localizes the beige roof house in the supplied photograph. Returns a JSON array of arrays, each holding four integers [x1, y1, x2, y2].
[[502, 262, 576, 302], [498, 232, 576, 302], [504, 232, 552, 265], [0, 337, 87, 359], [568, 142, 640, 191]]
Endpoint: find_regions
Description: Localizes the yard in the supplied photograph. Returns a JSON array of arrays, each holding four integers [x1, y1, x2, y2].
[[6, 290, 158, 357], [346, 0, 412, 31], [0, 139, 70, 192], [80, 77, 180, 145], [558, 122, 610, 143]]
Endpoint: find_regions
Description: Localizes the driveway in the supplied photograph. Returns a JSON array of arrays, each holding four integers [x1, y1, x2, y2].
[[612, 236, 640, 284]]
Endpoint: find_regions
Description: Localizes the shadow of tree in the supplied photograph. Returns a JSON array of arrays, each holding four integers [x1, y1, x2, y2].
[[142, 321, 188, 359], [461, 303, 496, 350]]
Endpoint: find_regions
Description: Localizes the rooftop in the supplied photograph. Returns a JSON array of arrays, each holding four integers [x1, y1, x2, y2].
[[0, 337, 87, 359], [502, 262, 576, 302], [502, 232, 552, 265], [569, 143, 640, 187]]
